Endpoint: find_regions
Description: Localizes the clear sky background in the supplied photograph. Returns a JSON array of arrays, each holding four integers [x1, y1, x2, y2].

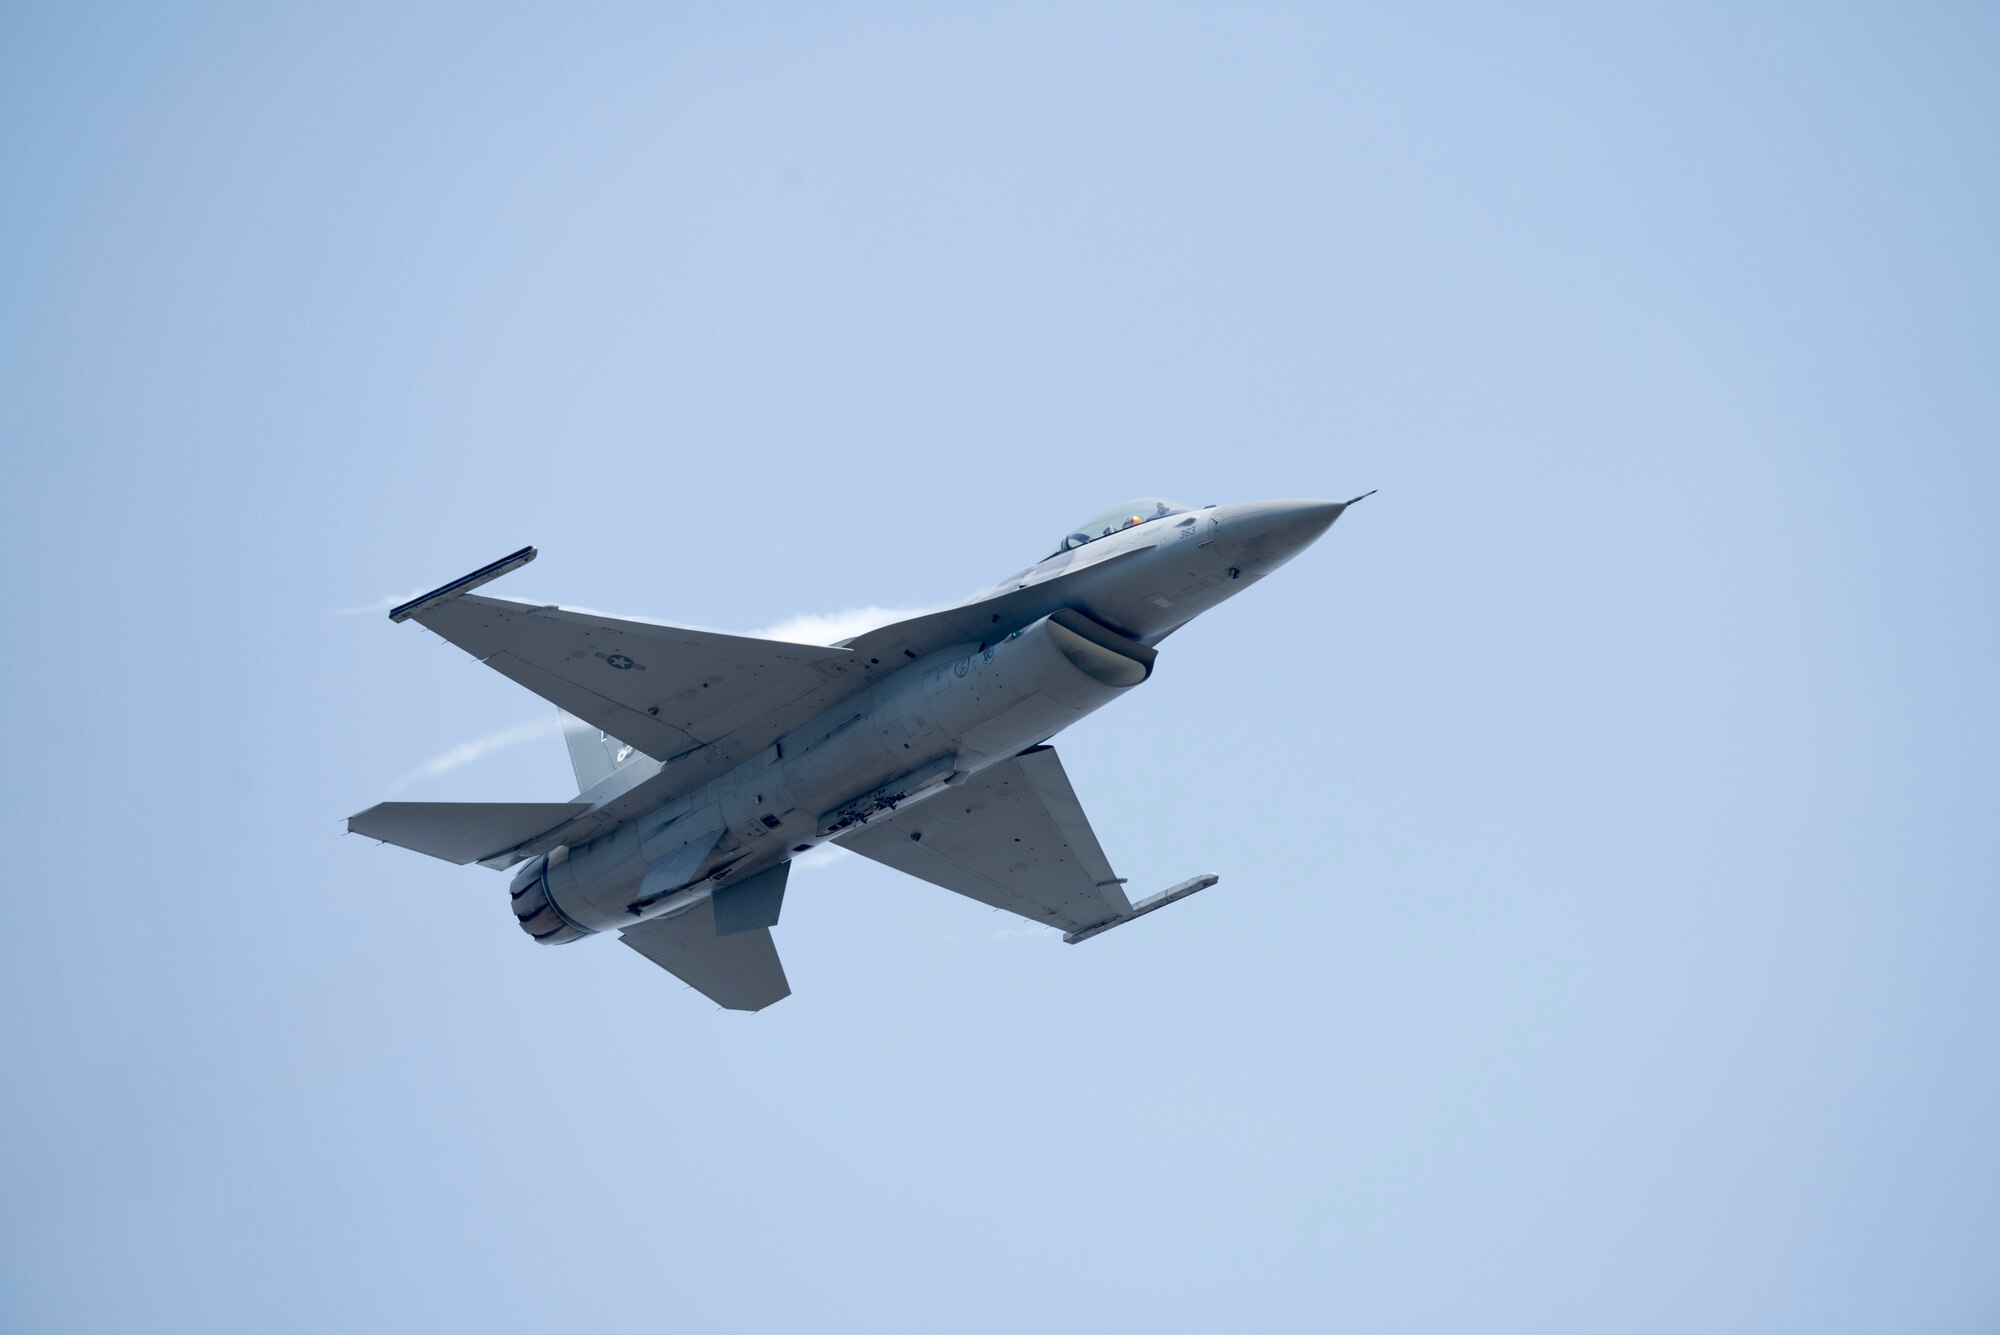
[[4, 3, 1997, 1331]]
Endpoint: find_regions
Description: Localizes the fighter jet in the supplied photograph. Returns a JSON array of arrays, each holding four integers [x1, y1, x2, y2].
[[348, 495, 1369, 1009]]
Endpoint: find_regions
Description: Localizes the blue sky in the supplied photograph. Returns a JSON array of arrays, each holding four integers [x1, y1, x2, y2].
[[4, 4, 1997, 1331]]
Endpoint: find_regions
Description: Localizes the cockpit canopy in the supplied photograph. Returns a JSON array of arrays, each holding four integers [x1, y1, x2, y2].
[[1055, 499, 1192, 555]]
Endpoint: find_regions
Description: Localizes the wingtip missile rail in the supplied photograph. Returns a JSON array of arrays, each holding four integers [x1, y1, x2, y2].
[[388, 545, 538, 623], [1062, 874, 1222, 944]]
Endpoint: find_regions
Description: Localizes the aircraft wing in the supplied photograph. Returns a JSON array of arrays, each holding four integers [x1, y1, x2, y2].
[[836, 746, 1134, 934], [403, 594, 851, 764], [621, 897, 791, 1011]]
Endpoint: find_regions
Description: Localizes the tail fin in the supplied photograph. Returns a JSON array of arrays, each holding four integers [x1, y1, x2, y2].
[[559, 710, 642, 793]]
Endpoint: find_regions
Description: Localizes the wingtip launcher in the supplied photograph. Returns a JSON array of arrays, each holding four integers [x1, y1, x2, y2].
[[389, 546, 538, 623], [1062, 873, 1222, 944]]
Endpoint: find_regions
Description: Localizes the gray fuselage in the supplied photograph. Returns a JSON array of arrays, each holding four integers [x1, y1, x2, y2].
[[510, 499, 1344, 939]]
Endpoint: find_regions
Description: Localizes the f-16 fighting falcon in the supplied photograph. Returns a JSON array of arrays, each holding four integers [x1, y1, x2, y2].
[[349, 495, 1371, 1010]]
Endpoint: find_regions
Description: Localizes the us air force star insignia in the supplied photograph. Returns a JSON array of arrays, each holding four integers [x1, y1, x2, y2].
[[597, 652, 643, 671]]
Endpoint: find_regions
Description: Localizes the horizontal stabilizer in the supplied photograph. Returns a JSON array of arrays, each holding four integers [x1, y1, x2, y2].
[[622, 897, 791, 1011], [347, 801, 592, 865]]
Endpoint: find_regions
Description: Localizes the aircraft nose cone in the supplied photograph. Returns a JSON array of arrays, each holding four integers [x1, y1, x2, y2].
[[1218, 498, 1349, 572]]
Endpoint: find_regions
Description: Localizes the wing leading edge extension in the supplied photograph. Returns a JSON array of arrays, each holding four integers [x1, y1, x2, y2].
[[836, 746, 1135, 935]]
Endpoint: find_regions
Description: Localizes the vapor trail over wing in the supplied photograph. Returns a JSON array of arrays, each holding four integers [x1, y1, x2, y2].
[[837, 746, 1134, 934]]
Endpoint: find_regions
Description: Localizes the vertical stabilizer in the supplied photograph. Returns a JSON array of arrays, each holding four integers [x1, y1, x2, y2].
[[559, 710, 640, 793]]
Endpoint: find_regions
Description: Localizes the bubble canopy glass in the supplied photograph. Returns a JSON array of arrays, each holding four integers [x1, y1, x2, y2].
[[1056, 499, 1193, 554]]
